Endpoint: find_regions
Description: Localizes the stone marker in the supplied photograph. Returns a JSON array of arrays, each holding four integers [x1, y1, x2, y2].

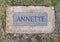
[[6, 6, 55, 33]]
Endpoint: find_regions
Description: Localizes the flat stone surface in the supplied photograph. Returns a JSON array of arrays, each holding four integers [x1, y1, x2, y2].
[[6, 6, 55, 33]]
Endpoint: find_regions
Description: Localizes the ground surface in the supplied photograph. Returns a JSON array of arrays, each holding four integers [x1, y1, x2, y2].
[[0, 0, 60, 42]]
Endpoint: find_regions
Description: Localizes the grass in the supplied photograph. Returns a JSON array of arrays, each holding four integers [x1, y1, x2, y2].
[[36, 35, 42, 42]]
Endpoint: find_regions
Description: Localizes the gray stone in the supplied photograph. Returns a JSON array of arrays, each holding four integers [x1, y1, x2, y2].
[[6, 6, 55, 33]]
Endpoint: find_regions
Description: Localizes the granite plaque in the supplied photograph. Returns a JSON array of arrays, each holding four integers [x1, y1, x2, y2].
[[6, 6, 55, 33], [13, 12, 47, 26]]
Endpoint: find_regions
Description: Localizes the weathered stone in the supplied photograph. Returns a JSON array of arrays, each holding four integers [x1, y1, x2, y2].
[[6, 6, 55, 33]]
